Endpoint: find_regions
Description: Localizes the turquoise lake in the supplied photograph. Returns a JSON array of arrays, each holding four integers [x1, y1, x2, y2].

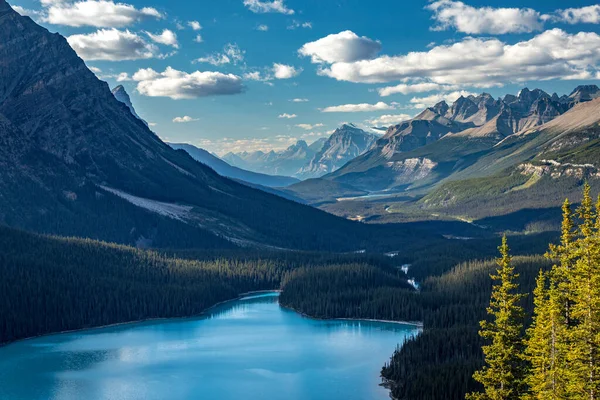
[[0, 292, 420, 400]]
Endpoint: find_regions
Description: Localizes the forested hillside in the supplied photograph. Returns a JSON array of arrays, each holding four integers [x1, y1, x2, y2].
[[0, 225, 401, 344]]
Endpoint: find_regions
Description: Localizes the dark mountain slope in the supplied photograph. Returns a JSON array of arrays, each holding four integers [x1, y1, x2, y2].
[[169, 143, 299, 187], [0, 0, 421, 251]]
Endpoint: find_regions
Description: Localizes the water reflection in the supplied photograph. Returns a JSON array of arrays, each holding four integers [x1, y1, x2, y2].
[[0, 292, 420, 400]]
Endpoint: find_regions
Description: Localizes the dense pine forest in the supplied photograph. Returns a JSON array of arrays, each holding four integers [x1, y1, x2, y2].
[[0, 225, 400, 344]]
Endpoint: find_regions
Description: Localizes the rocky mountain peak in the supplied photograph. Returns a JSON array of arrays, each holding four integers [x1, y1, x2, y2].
[[446, 96, 478, 122], [569, 85, 600, 103], [432, 101, 450, 116], [111, 85, 148, 126]]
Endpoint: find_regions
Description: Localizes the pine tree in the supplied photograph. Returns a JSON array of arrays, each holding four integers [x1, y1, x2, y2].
[[523, 270, 570, 399], [467, 236, 526, 400], [567, 184, 600, 400]]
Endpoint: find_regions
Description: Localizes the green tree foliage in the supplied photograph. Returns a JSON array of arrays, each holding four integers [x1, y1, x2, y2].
[[467, 236, 526, 400]]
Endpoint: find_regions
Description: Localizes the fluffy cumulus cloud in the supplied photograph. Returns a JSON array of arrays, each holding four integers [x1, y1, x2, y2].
[[133, 67, 244, 99], [44, 0, 163, 28], [278, 113, 297, 119], [299, 31, 382, 64], [188, 21, 202, 30], [273, 63, 302, 79], [244, 64, 302, 82], [243, 0, 294, 15], [553, 5, 600, 24], [322, 102, 394, 113], [366, 114, 412, 126], [67, 29, 160, 61], [257, 24, 269, 31], [173, 116, 199, 123], [410, 91, 476, 108], [196, 44, 245, 66], [426, 0, 543, 34], [312, 29, 600, 87], [145, 29, 178, 48]]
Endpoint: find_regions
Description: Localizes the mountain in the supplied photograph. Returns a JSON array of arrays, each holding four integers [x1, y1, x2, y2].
[[111, 85, 148, 126], [223, 140, 319, 177], [0, 0, 422, 252], [168, 143, 299, 187], [297, 124, 378, 179], [420, 97, 600, 218], [326, 86, 580, 193]]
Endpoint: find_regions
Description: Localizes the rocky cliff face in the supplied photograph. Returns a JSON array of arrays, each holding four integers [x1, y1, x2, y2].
[[298, 124, 378, 178]]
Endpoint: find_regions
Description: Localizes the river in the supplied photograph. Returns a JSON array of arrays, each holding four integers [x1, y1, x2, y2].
[[0, 292, 420, 400]]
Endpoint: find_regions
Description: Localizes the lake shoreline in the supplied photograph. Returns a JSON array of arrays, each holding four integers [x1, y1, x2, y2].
[[279, 303, 424, 328], [2, 290, 422, 348], [0, 289, 281, 348]]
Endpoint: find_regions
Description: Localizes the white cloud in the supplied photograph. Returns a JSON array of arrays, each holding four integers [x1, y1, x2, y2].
[[257, 24, 269, 31], [410, 91, 476, 108], [426, 0, 543, 34], [87, 66, 102, 74], [322, 102, 395, 113], [173, 116, 199, 123], [116, 72, 131, 81], [196, 43, 245, 65], [194, 34, 203, 43], [378, 83, 458, 97], [553, 5, 600, 24], [273, 63, 302, 79], [299, 30, 382, 64], [133, 67, 244, 99], [278, 113, 297, 119], [45, 0, 163, 28], [296, 123, 324, 130], [243, 64, 302, 82], [12, 5, 43, 18], [366, 114, 412, 126], [290, 98, 309, 102], [315, 29, 600, 86], [243, 0, 294, 15], [67, 29, 160, 61], [188, 21, 202, 30], [145, 29, 179, 48], [287, 20, 312, 30]]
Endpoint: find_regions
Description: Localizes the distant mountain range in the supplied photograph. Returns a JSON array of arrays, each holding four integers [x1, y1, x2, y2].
[[223, 124, 378, 179], [323, 85, 600, 192], [0, 0, 420, 252], [168, 143, 299, 187], [293, 84, 600, 223]]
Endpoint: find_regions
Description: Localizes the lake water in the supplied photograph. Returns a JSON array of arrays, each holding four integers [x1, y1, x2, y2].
[[0, 292, 420, 400]]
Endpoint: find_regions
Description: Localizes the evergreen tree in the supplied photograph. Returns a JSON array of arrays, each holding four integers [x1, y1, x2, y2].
[[467, 236, 526, 400], [567, 184, 600, 399]]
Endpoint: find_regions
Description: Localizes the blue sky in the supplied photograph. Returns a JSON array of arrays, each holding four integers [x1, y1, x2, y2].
[[12, 0, 600, 154]]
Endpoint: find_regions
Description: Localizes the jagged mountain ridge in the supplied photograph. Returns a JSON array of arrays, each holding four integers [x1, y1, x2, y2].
[[326, 84, 600, 193], [0, 0, 417, 251], [224, 127, 375, 179], [297, 124, 378, 179], [223, 140, 319, 177]]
